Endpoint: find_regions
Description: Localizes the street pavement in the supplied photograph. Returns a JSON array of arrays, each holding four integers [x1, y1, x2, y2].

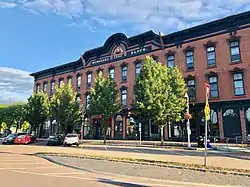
[[2, 138, 248, 160], [0, 152, 240, 187]]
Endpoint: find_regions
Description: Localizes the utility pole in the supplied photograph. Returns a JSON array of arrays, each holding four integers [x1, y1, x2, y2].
[[204, 83, 211, 167], [185, 93, 191, 148]]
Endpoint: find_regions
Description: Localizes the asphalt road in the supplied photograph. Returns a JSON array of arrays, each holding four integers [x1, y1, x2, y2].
[[0, 152, 237, 187], [1, 138, 249, 161]]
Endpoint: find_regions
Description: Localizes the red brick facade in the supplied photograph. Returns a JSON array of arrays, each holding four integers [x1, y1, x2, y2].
[[31, 11, 250, 142]]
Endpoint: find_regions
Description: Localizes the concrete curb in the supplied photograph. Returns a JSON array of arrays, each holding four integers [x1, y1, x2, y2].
[[215, 147, 250, 154], [35, 153, 250, 177]]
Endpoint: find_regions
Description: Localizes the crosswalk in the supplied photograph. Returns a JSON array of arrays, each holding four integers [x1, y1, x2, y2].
[[0, 153, 242, 187]]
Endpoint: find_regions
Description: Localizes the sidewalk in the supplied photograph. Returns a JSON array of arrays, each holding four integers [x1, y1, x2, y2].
[[1, 145, 250, 171], [215, 145, 250, 153]]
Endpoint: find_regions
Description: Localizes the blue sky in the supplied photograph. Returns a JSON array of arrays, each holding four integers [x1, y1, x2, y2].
[[0, 0, 250, 104]]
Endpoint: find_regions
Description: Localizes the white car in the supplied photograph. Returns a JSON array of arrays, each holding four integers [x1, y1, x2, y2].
[[63, 134, 79, 147]]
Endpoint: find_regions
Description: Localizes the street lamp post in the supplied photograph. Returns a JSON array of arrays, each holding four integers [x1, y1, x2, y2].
[[185, 93, 191, 148]]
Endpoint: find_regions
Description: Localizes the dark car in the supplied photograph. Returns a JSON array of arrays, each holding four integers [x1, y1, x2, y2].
[[2, 132, 35, 145], [2, 132, 26, 144], [47, 135, 64, 146], [2, 134, 18, 144]]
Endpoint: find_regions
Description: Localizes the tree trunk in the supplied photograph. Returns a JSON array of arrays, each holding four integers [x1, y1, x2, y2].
[[102, 120, 108, 145], [160, 125, 164, 146], [15, 122, 18, 133]]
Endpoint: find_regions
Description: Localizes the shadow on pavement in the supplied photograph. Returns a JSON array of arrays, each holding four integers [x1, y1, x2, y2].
[[97, 178, 148, 187]]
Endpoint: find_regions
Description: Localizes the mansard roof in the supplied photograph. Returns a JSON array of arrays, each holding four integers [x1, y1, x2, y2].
[[30, 10, 250, 79]]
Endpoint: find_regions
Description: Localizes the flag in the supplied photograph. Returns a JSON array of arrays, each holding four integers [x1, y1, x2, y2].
[[204, 83, 211, 121], [205, 83, 210, 101]]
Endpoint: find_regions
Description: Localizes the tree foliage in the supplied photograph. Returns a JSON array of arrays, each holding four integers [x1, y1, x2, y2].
[[87, 73, 121, 144], [25, 92, 50, 134], [134, 56, 187, 145], [50, 83, 83, 135], [0, 103, 26, 131]]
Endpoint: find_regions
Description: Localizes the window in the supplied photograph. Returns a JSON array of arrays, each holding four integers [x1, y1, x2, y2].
[[36, 84, 40, 93], [135, 63, 141, 77], [121, 66, 127, 81], [109, 68, 115, 80], [167, 55, 175, 67], [86, 94, 90, 108], [59, 79, 63, 87], [121, 89, 127, 106], [87, 73, 92, 88], [207, 46, 216, 67], [51, 81, 55, 94], [43, 82, 47, 93], [233, 73, 244, 96], [77, 75, 81, 89], [230, 41, 240, 63], [68, 77, 72, 85], [187, 79, 195, 99], [186, 51, 194, 70], [209, 76, 219, 98]]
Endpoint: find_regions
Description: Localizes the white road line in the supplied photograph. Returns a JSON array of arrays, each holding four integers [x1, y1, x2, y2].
[[8, 168, 240, 187], [0, 166, 58, 170], [0, 163, 47, 165], [131, 147, 144, 153], [48, 172, 85, 175], [0, 159, 39, 162]]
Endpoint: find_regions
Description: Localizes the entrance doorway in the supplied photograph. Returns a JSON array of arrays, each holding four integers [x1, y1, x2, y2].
[[222, 108, 242, 138]]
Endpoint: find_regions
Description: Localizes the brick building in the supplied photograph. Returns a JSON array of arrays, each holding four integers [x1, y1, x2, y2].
[[31, 11, 250, 142]]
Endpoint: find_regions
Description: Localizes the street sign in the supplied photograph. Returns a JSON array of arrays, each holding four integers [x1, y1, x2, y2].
[[139, 122, 142, 132], [204, 101, 210, 121]]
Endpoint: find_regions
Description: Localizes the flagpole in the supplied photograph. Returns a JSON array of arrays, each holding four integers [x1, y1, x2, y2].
[[204, 83, 210, 168], [204, 111, 208, 167]]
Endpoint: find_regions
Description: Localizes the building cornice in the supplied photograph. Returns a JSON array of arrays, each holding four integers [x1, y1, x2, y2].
[[30, 11, 250, 80]]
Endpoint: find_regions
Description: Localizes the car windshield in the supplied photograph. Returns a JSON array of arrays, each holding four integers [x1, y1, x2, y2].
[[17, 135, 26, 138], [49, 136, 56, 139], [7, 134, 17, 138], [66, 134, 77, 138]]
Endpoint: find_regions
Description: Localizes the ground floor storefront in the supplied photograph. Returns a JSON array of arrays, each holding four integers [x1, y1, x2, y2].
[[40, 99, 250, 143], [82, 99, 250, 143]]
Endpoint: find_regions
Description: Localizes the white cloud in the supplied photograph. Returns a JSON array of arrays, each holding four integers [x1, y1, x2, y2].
[[0, 67, 33, 104], [0, 0, 250, 33], [0, 1, 17, 8]]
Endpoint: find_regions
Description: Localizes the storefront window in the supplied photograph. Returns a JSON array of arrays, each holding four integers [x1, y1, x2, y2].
[[126, 117, 138, 139], [245, 107, 250, 136]]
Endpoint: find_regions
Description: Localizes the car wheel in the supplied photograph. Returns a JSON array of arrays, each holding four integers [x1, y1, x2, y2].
[[63, 143, 67, 147], [76, 143, 79, 147]]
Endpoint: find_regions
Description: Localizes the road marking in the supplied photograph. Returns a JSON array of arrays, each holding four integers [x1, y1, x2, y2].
[[0, 159, 39, 162], [131, 147, 144, 153], [104, 146, 108, 151], [0, 166, 57, 170], [48, 172, 85, 175], [8, 169, 239, 187], [0, 162, 47, 165]]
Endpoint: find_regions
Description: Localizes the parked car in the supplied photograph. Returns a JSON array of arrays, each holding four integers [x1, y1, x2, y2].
[[2, 132, 27, 145], [47, 135, 64, 146], [13, 134, 36, 145], [63, 134, 79, 147]]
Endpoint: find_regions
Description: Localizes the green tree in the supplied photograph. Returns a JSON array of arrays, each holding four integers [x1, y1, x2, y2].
[[21, 121, 30, 132], [167, 67, 187, 123], [0, 103, 26, 131], [134, 56, 187, 145], [87, 72, 121, 144], [50, 83, 83, 135], [25, 92, 50, 135]]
